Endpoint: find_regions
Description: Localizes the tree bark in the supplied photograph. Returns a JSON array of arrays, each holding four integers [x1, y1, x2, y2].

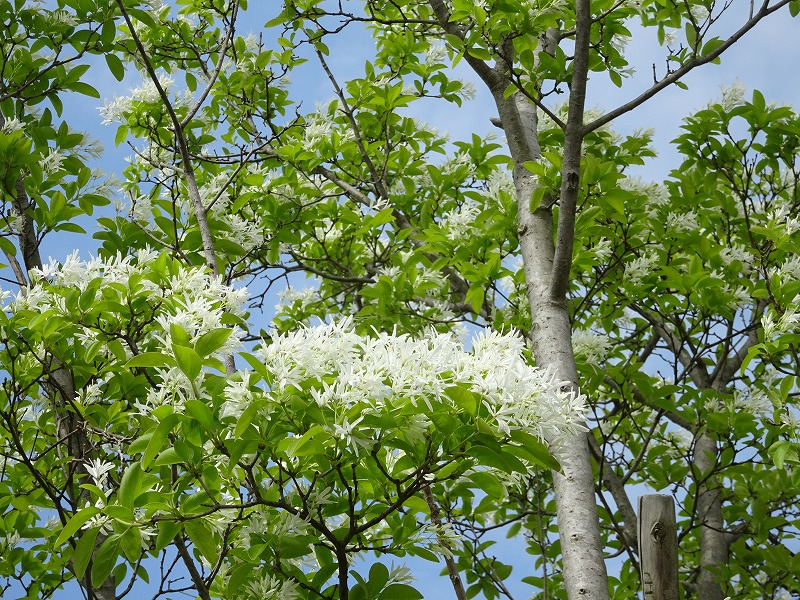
[[491, 76, 610, 597], [694, 432, 726, 600]]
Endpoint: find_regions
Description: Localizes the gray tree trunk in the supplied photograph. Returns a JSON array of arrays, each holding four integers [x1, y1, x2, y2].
[[491, 79, 611, 598], [694, 432, 726, 600]]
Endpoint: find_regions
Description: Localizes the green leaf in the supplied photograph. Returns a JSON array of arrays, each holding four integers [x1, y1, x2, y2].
[[155, 520, 182, 553], [194, 328, 233, 358], [185, 399, 214, 429], [170, 323, 193, 347], [73, 527, 101, 579], [143, 413, 179, 469], [769, 440, 799, 469], [368, 562, 390, 595], [510, 430, 561, 472], [69, 82, 101, 98], [91, 533, 122, 587], [469, 471, 505, 499], [126, 352, 173, 369], [120, 527, 142, 563], [184, 519, 218, 564], [466, 45, 492, 61], [752, 89, 766, 112], [114, 125, 128, 146], [128, 432, 153, 455], [234, 401, 260, 436], [241, 351, 272, 384], [445, 385, 478, 416], [105, 53, 125, 81], [381, 584, 424, 600], [153, 447, 183, 466], [118, 462, 144, 509], [55, 506, 100, 547], [173, 344, 202, 381]]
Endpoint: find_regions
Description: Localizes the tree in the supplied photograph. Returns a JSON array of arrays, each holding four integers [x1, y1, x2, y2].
[[1, 0, 798, 599]]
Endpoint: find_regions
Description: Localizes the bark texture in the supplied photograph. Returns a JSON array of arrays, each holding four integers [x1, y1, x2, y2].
[[694, 432, 726, 600], [492, 73, 611, 600]]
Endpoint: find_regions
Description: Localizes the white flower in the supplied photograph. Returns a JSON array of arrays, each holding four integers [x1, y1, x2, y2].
[[332, 415, 368, 452], [774, 255, 800, 281], [129, 194, 152, 222], [220, 372, 253, 420], [256, 320, 585, 446], [0, 117, 24, 134], [41, 148, 65, 176], [689, 4, 709, 21], [572, 329, 612, 364], [766, 201, 800, 237], [762, 311, 778, 339], [719, 244, 754, 274], [98, 73, 177, 124], [82, 502, 113, 535], [486, 169, 514, 201], [85, 458, 115, 489], [47, 9, 78, 26], [238, 574, 299, 600], [731, 387, 773, 417], [665, 210, 699, 234], [717, 80, 746, 112], [440, 201, 480, 241], [624, 251, 658, 286], [0, 531, 21, 553], [592, 238, 613, 262], [303, 114, 333, 145], [78, 381, 103, 405], [424, 44, 447, 66]]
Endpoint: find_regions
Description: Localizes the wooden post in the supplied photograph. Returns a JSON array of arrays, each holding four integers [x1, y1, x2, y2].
[[638, 494, 679, 600]]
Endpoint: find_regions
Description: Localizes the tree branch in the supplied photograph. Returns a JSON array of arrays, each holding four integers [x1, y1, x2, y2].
[[548, 0, 590, 300], [423, 485, 468, 600], [584, 0, 793, 133]]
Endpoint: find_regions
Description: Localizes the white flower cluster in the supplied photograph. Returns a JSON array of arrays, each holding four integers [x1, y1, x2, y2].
[[766, 201, 800, 237], [424, 44, 447, 66], [439, 201, 480, 241], [572, 328, 612, 365], [302, 100, 349, 146], [762, 299, 800, 340], [664, 210, 700, 234], [719, 243, 754, 274], [18, 250, 248, 414], [773, 255, 800, 281], [0, 117, 24, 134], [98, 73, 190, 125], [592, 238, 613, 263], [715, 80, 746, 112], [238, 574, 299, 600], [40, 148, 65, 177], [624, 251, 658, 286], [275, 286, 319, 314], [486, 169, 514, 202], [255, 319, 585, 445]]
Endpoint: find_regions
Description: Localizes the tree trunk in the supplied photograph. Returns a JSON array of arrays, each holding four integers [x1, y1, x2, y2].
[[491, 80, 610, 597], [694, 432, 726, 600]]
